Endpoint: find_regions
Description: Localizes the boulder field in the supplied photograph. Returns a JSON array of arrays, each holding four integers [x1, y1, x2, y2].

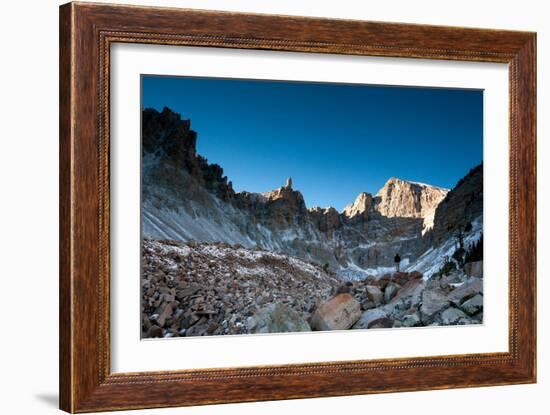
[[142, 239, 483, 338]]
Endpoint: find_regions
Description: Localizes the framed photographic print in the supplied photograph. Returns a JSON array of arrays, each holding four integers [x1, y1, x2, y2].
[[59, 2, 536, 412]]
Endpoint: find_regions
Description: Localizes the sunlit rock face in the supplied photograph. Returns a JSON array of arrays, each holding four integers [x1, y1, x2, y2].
[[373, 177, 449, 234]]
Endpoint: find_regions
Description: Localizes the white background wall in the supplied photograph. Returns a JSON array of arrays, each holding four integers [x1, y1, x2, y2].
[[0, 0, 546, 414]]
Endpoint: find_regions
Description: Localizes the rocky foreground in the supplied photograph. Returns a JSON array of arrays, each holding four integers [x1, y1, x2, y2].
[[142, 239, 483, 338]]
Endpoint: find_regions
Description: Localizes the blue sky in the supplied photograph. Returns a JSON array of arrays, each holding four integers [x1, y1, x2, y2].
[[142, 75, 483, 211]]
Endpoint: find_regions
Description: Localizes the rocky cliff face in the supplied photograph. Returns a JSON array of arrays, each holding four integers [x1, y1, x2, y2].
[[141, 107, 480, 280], [372, 178, 448, 234], [342, 192, 373, 220], [430, 164, 483, 245]]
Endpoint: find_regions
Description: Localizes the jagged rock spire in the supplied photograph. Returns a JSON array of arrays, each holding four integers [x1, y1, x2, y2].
[[285, 177, 293, 189]]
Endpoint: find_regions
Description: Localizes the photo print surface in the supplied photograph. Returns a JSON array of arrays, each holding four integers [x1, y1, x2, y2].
[[140, 75, 484, 339]]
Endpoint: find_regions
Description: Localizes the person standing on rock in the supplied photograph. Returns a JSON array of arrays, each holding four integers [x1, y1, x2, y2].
[[394, 253, 401, 272]]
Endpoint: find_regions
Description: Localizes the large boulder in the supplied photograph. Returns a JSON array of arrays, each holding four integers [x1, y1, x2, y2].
[[249, 303, 311, 334], [388, 278, 425, 309], [310, 294, 361, 331], [464, 261, 483, 278], [420, 289, 450, 323], [448, 277, 483, 306]]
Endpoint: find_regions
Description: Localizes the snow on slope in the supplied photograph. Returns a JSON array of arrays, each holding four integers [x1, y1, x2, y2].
[[338, 258, 411, 281], [142, 199, 257, 248], [405, 215, 483, 278]]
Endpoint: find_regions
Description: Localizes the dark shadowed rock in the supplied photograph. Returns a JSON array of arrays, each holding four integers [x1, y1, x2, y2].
[[353, 309, 388, 329], [431, 164, 483, 245], [464, 261, 483, 278], [147, 325, 163, 338], [369, 317, 394, 329]]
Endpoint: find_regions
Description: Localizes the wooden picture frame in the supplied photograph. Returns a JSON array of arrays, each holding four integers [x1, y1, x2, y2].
[[59, 2, 536, 412]]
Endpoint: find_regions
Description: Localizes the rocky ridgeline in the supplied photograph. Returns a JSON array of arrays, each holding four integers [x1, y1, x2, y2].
[[142, 239, 483, 338]]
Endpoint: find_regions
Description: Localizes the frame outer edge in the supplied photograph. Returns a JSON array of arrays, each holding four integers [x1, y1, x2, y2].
[[59, 2, 537, 412], [59, 2, 75, 413], [519, 33, 537, 382]]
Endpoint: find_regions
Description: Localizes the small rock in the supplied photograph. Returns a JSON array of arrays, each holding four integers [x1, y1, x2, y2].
[[206, 322, 220, 334], [159, 293, 175, 303], [177, 284, 202, 298], [142, 313, 152, 331], [196, 310, 217, 316]]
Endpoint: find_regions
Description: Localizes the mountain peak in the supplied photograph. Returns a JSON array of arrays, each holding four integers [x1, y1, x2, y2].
[[379, 177, 449, 194], [374, 177, 449, 233], [342, 192, 373, 219]]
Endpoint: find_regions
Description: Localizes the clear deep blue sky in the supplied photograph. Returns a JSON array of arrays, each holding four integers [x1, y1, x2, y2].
[[142, 75, 483, 211]]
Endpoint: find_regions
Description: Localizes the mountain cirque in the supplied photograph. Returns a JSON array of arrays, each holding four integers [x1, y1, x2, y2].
[[141, 107, 484, 337]]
